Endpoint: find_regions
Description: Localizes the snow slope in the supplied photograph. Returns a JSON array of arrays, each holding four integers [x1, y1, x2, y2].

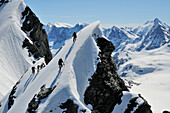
[[0, 21, 102, 113], [0, 0, 32, 99]]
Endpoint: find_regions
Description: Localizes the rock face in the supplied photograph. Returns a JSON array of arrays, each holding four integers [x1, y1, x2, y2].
[[84, 37, 128, 113], [0, 0, 9, 7], [84, 37, 152, 113], [21, 6, 52, 64], [27, 85, 56, 113], [8, 81, 20, 110], [59, 99, 79, 113], [163, 111, 170, 113], [124, 94, 152, 113]]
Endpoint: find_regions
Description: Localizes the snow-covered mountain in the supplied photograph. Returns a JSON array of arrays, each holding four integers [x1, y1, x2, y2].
[[43, 18, 170, 113], [0, 0, 52, 100], [44, 23, 88, 56], [0, 0, 169, 112], [0, 20, 152, 113], [103, 18, 170, 113], [103, 26, 140, 52]]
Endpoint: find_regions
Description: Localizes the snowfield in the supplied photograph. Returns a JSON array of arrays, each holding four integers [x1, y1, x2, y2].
[[0, 0, 31, 99], [127, 46, 170, 113]]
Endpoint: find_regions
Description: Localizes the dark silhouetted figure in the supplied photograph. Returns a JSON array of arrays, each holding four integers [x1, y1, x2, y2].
[[73, 32, 77, 43], [37, 65, 40, 72], [32, 67, 35, 74], [40, 63, 45, 69], [58, 58, 64, 70]]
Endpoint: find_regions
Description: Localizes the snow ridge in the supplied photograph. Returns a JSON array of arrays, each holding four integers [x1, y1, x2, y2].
[[0, 21, 101, 113]]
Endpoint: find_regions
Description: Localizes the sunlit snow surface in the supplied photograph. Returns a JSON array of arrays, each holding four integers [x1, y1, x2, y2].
[[1, 21, 102, 113], [0, 0, 170, 112], [0, 0, 31, 99]]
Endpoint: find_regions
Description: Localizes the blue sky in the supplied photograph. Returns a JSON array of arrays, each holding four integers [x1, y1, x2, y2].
[[24, 0, 170, 28]]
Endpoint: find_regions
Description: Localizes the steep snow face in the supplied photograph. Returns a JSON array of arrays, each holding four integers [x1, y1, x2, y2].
[[137, 21, 170, 51], [0, 21, 102, 113], [44, 23, 88, 56], [0, 0, 32, 99]]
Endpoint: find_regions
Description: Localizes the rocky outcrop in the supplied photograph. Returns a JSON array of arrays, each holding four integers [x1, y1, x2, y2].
[[8, 81, 20, 110], [27, 94, 40, 113], [21, 6, 52, 64], [37, 85, 56, 100], [163, 111, 170, 113], [0, 0, 9, 7], [84, 37, 152, 113], [84, 37, 128, 113], [27, 85, 56, 113], [59, 99, 79, 113], [124, 94, 152, 113]]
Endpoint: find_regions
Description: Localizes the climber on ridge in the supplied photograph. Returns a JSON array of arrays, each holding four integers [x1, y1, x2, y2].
[[58, 58, 64, 70], [72, 32, 77, 43]]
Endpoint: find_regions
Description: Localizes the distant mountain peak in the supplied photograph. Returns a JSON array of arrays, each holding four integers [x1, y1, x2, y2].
[[144, 20, 153, 25], [53, 22, 73, 28], [75, 22, 88, 27], [153, 18, 162, 24], [144, 18, 162, 26], [111, 25, 120, 31]]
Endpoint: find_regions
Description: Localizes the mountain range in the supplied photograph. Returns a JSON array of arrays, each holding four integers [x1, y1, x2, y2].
[[44, 18, 170, 113], [0, 0, 169, 113]]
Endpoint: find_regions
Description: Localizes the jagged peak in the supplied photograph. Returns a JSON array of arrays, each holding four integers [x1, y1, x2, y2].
[[74, 22, 88, 27], [153, 18, 162, 24], [143, 18, 162, 26], [111, 25, 120, 31]]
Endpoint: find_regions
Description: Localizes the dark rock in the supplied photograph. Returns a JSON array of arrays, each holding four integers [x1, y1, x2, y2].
[[0, 0, 9, 7], [84, 37, 128, 113], [27, 85, 56, 113], [8, 81, 20, 110], [124, 94, 152, 113], [133, 94, 152, 113], [124, 97, 138, 113], [163, 111, 170, 113], [84, 37, 152, 113], [91, 110, 100, 113], [37, 85, 56, 100], [27, 94, 40, 113], [59, 99, 79, 113], [21, 6, 52, 64], [80, 109, 86, 113]]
